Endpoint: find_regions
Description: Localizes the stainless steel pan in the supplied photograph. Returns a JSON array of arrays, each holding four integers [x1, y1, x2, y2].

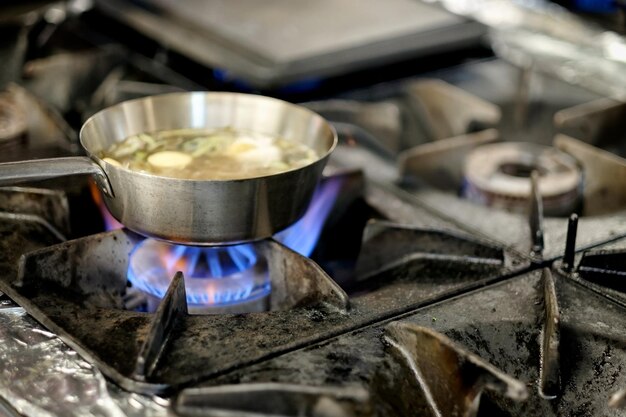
[[0, 92, 337, 245]]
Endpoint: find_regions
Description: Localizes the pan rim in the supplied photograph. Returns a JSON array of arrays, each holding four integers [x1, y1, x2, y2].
[[79, 91, 338, 184]]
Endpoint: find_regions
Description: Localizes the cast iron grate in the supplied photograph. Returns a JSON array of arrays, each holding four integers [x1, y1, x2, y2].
[[0, 175, 527, 394], [191, 265, 626, 417]]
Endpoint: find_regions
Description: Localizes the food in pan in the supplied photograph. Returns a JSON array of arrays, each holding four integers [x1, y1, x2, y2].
[[99, 128, 319, 180]]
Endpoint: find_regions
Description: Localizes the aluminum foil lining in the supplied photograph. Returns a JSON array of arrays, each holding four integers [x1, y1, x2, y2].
[[0, 306, 168, 417]]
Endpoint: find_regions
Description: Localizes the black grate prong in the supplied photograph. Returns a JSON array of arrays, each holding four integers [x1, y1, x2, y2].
[[175, 383, 370, 417], [529, 171, 544, 258], [539, 268, 560, 399], [384, 322, 528, 417], [563, 213, 579, 272], [133, 271, 187, 381]]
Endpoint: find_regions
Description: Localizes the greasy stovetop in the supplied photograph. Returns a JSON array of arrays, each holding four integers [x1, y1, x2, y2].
[[3, 3, 626, 417]]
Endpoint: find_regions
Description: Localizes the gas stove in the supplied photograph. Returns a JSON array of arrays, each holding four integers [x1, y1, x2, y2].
[[3, 2, 626, 417]]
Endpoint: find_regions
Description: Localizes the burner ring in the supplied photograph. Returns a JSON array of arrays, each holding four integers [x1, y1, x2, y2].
[[0, 93, 27, 144], [127, 238, 271, 310], [463, 142, 582, 216]]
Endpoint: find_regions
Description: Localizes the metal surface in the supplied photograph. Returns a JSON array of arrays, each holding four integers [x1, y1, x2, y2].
[[553, 233, 626, 310], [6, 5, 626, 414], [358, 59, 626, 261], [0, 91, 26, 144], [0, 186, 69, 235], [22, 45, 201, 117], [555, 135, 626, 216], [432, 59, 600, 146], [208, 269, 626, 416], [577, 248, 626, 293], [0, 92, 337, 244], [384, 322, 528, 417], [398, 78, 502, 186], [355, 219, 505, 282], [0, 307, 168, 417], [304, 100, 402, 155], [133, 272, 187, 381], [404, 79, 501, 142], [82, 92, 336, 244], [5, 228, 352, 392], [432, 0, 626, 99], [563, 214, 579, 273], [0, 211, 65, 243], [174, 383, 370, 417], [610, 388, 626, 409], [554, 98, 626, 154], [2, 221, 524, 394], [0, 84, 76, 163], [539, 268, 560, 399], [0, 172, 528, 396], [462, 142, 582, 216], [0, 156, 112, 196], [316, 59, 625, 261], [23, 49, 125, 116], [95, 0, 484, 88], [405, 179, 626, 262], [529, 171, 544, 257], [399, 129, 499, 191], [0, 15, 28, 90]]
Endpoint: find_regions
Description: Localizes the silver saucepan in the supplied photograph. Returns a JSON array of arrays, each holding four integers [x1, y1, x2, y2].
[[0, 92, 337, 245]]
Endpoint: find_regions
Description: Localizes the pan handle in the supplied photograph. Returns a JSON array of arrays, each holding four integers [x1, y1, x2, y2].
[[0, 156, 114, 197]]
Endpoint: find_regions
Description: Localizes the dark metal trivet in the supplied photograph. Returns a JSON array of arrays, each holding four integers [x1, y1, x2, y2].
[[193, 266, 626, 417], [168, 196, 626, 416], [0, 185, 67, 279], [316, 59, 626, 262], [0, 177, 527, 394], [0, 186, 69, 236]]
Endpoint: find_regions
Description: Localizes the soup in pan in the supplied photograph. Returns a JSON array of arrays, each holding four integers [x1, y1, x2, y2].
[[99, 128, 319, 180]]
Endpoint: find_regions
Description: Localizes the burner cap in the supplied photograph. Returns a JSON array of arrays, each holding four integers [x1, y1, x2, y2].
[[463, 142, 582, 216], [0, 93, 27, 144]]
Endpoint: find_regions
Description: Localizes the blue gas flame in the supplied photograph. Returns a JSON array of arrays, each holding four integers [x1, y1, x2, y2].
[[124, 178, 342, 307], [128, 241, 267, 306], [276, 177, 342, 256]]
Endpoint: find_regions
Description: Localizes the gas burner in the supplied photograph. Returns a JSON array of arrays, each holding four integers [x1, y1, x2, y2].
[[128, 239, 270, 313], [0, 92, 27, 145], [463, 142, 582, 216], [7, 8, 626, 415]]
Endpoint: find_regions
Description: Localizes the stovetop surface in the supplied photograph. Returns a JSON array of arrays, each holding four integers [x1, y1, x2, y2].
[[3, 2, 626, 417]]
